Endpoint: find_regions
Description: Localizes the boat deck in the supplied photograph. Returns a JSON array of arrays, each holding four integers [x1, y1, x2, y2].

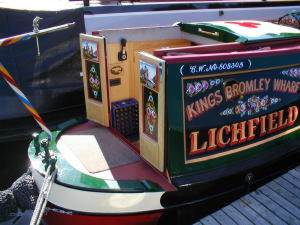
[[57, 121, 175, 191], [196, 165, 300, 225]]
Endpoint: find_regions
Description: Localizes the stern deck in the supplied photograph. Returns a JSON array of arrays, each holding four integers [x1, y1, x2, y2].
[[57, 121, 175, 191]]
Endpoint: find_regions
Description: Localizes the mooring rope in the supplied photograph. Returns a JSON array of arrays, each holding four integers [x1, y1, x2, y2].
[[30, 166, 57, 225]]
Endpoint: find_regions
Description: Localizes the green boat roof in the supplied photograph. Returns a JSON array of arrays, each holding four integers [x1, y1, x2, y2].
[[179, 20, 300, 43]]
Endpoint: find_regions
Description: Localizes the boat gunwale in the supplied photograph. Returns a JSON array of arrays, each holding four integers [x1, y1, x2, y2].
[[162, 39, 300, 63], [37, 150, 300, 215], [29, 118, 164, 193]]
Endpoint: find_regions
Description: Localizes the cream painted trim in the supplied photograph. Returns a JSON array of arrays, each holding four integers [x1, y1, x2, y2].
[[32, 170, 164, 214]]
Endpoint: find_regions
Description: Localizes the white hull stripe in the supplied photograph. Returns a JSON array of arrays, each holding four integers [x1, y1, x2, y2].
[[32, 169, 165, 214]]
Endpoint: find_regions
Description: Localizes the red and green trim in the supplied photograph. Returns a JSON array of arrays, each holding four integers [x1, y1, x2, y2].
[[29, 118, 163, 193]]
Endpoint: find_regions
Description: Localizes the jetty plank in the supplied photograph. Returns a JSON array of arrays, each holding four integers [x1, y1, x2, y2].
[[288, 169, 300, 180], [231, 200, 270, 225], [196, 166, 300, 225], [211, 209, 237, 225], [240, 195, 287, 225], [267, 181, 300, 208], [282, 173, 300, 189], [258, 185, 300, 219], [273, 177, 300, 196], [197, 215, 220, 225], [250, 189, 300, 224], [221, 205, 253, 225]]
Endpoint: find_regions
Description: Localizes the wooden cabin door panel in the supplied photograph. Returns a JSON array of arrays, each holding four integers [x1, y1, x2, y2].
[[80, 34, 109, 127], [138, 52, 165, 172]]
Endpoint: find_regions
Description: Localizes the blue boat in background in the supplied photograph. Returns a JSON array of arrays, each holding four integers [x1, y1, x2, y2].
[[0, 5, 85, 141]]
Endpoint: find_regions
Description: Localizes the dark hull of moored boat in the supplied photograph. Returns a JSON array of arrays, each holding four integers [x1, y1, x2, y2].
[[0, 7, 85, 141]]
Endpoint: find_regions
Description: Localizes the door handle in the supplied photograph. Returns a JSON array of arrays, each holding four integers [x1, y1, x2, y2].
[[118, 38, 127, 61]]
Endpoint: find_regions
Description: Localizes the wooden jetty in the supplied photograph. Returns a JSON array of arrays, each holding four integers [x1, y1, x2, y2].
[[196, 165, 300, 225]]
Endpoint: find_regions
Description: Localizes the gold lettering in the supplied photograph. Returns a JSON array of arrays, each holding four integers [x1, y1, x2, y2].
[[245, 80, 254, 93], [258, 79, 264, 91], [265, 78, 271, 91], [225, 86, 233, 100], [186, 103, 199, 121], [287, 106, 299, 126], [216, 125, 231, 148], [268, 112, 278, 133], [207, 128, 217, 151], [232, 83, 239, 98], [230, 121, 247, 145], [260, 115, 267, 137], [247, 117, 260, 141], [189, 131, 207, 154], [207, 93, 215, 108], [277, 110, 288, 129], [215, 90, 223, 105], [239, 82, 246, 95]]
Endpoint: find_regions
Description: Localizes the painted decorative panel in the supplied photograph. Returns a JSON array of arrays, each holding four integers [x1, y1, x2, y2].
[[82, 40, 98, 61], [183, 66, 300, 164], [166, 52, 300, 176], [139, 60, 159, 91], [143, 87, 158, 141], [86, 60, 102, 102]]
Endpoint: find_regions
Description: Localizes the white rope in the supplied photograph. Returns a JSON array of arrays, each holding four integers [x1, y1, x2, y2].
[[30, 166, 57, 225]]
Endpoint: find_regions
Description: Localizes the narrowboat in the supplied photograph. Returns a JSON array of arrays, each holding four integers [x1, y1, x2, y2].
[[29, 20, 300, 225], [1, 0, 300, 142]]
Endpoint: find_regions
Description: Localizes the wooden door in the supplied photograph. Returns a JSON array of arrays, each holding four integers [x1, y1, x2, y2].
[[80, 34, 109, 127], [138, 52, 165, 172]]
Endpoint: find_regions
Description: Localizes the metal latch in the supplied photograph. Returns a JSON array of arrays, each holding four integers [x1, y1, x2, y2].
[[118, 38, 127, 61]]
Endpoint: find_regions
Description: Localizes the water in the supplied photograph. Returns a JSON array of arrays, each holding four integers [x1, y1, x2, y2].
[[0, 139, 32, 225], [0, 140, 30, 190], [0, 210, 33, 225]]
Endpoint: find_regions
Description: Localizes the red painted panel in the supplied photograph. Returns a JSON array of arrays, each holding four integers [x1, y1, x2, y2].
[[162, 44, 300, 63], [154, 39, 300, 59], [44, 210, 162, 225]]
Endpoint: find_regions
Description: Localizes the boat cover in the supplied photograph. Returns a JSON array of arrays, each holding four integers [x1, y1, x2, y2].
[[179, 20, 300, 43], [0, 7, 85, 120], [278, 11, 300, 29]]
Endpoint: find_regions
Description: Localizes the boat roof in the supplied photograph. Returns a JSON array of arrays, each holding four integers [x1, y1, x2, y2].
[[179, 20, 300, 43], [0, 0, 80, 11], [1, 0, 300, 12]]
